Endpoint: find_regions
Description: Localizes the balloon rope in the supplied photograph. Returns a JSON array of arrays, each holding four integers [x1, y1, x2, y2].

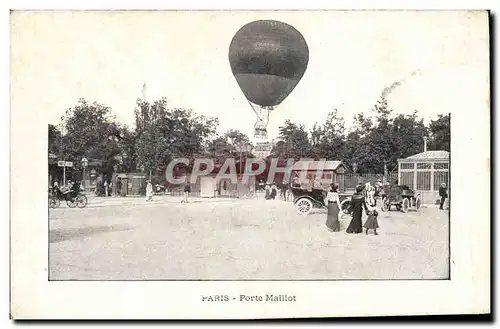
[[247, 100, 261, 119]]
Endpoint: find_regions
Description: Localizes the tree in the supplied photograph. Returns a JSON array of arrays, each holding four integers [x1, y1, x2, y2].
[[310, 110, 347, 161], [343, 97, 429, 173], [390, 111, 428, 158], [134, 98, 169, 135], [427, 113, 450, 151], [224, 129, 251, 148], [48, 124, 61, 155], [59, 99, 126, 175], [135, 124, 169, 177], [344, 113, 375, 173], [207, 136, 233, 163], [133, 98, 220, 181], [206, 129, 253, 168], [373, 96, 392, 120], [271, 120, 311, 159]]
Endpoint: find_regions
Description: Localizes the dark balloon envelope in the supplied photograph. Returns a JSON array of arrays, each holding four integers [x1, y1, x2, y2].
[[229, 20, 309, 107]]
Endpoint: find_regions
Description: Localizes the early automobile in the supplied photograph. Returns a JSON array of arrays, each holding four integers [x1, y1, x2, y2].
[[380, 184, 421, 213], [292, 185, 353, 216], [291, 186, 327, 215]]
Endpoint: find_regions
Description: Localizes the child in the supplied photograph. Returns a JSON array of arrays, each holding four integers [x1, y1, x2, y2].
[[363, 206, 379, 235]]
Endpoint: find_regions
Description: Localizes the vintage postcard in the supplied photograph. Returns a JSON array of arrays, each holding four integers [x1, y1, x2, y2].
[[10, 10, 490, 319]]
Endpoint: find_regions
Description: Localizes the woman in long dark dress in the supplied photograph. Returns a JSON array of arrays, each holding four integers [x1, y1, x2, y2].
[[346, 185, 369, 234], [325, 184, 341, 232]]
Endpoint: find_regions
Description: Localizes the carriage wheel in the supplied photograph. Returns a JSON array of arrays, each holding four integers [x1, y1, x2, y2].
[[381, 198, 389, 212], [295, 198, 313, 216], [76, 195, 88, 208], [49, 197, 60, 209], [66, 198, 77, 208], [340, 199, 351, 214], [415, 195, 421, 210], [402, 198, 409, 213]]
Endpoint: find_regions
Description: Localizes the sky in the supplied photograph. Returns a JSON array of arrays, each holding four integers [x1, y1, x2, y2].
[[11, 10, 489, 142]]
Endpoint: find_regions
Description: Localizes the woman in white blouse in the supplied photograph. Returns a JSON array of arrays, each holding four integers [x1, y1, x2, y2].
[[325, 184, 341, 232]]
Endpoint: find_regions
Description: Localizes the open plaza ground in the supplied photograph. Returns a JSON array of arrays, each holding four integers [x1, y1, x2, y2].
[[49, 194, 449, 280]]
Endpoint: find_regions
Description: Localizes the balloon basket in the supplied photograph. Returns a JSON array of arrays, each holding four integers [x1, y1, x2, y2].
[[254, 128, 268, 139]]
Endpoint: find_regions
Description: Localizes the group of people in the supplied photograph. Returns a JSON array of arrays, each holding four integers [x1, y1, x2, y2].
[[51, 180, 84, 193], [102, 180, 113, 196], [145, 180, 191, 203], [324, 183, 380, 236], [262, 183, 294, 201], [324, 179, 449, 235], [264, 184, 279, 200], [50, 180, 85, 203]]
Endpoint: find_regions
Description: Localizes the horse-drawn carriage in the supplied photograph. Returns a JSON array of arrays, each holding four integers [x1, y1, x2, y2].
[[49, 182, 88, 209], [380, 184, 421, 213], [291, 185, 352, 216]]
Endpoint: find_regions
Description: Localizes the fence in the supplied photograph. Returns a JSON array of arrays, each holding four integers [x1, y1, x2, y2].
[[337, 173, 398, 192]]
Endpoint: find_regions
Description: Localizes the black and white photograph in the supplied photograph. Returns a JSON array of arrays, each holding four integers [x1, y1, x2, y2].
[[10, 9, 490, 319]]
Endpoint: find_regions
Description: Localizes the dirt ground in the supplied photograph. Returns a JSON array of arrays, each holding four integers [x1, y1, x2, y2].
[[48, 195, 449, 280]]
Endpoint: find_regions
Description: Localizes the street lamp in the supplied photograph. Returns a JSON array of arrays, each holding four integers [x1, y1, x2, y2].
[[81, 157, 88, 189]]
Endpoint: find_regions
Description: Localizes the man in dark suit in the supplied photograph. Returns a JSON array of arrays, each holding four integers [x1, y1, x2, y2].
[[439, 183, 448, 210]]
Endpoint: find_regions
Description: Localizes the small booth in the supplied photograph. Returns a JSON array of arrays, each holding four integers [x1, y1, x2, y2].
[[112, 172, 147, 196], [200, 176, 217, 198], [397, 150, 450, 205]]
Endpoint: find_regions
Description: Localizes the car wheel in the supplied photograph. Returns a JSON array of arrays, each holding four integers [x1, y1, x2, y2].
[[295, 198, 313, 216]]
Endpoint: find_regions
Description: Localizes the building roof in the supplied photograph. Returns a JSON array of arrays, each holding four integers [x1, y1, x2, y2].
[[399, 150, 450, 162], [291, 160, 344, 171]]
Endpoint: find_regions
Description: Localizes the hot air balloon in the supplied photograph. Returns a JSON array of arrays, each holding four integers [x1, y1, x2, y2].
[[229, 20, 309, 139]]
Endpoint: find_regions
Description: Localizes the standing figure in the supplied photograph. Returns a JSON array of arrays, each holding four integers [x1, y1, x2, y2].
[[264, 184, 271, 200], [287, 182, 294, 201], [104, 180, 109, 197], [183, 183, 191, 203], [439, 183, 448, 210], [116, 179, 122, 197], [313, 178, 323, 190], [365, 181, 376, 206], [280, 183, 288, 201], [270, 184, 278, 200], [363, 206, 379, 235], [346, 185, 369, 234], [325, 184, 341, 232], [146, 180, 153, 202], [374, 179, 383, 198]]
